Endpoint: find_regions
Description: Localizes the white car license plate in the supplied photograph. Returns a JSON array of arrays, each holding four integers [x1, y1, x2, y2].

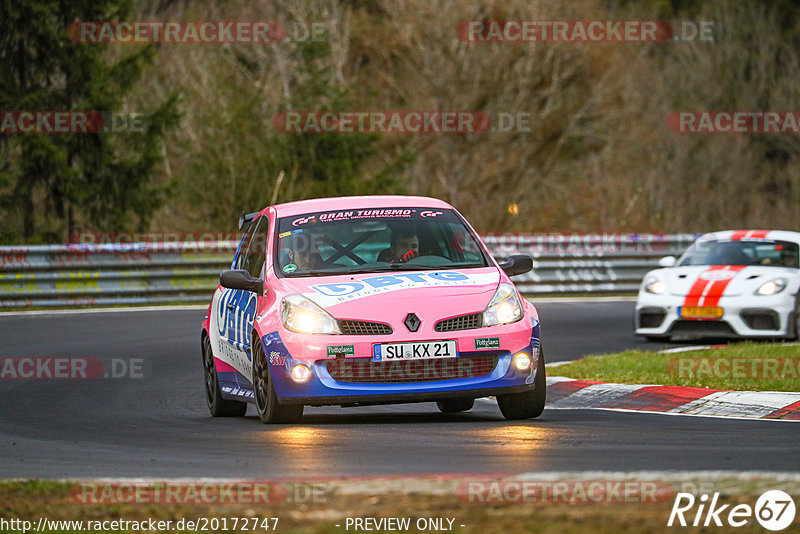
[[373, 340, 457, 361], [679, 306, 724, 319]]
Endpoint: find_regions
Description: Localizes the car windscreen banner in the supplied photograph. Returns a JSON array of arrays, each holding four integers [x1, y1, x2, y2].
[[280, 208, 457, 230]]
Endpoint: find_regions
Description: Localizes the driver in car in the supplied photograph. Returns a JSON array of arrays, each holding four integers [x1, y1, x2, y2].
[[377, 228, 420, 263], [283, 234, 323, 272]]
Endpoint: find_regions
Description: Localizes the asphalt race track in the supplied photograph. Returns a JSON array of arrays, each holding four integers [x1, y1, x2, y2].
[[0, 301, 797, 479]]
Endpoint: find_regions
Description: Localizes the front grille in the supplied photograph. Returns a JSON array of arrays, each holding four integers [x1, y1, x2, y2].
[[669, 320, 737, 337], [338, 320, 393, 335], [435, 313, 482, 332], [325, 354, 499, 383], [740, 309, 780, 330], [638, 307, 667, 328]]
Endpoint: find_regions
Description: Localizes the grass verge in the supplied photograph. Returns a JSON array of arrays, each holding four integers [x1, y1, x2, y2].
[[552, 342, 800, 391]]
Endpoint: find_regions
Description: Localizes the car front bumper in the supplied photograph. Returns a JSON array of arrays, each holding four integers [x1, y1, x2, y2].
[[260, 318, 542, 405], [634, 291, 795, 339]]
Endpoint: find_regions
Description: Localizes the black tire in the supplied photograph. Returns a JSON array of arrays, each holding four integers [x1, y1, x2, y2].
[[790, 298, 800, 341], [436, 398, 475, 413], [497, 347, 547, 420], [252, 334, 304, 424], [203, 335, 247, 417], [645, 335, 670, 343]]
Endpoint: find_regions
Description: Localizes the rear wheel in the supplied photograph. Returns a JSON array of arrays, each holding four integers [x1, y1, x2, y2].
[[497, 348, 547, 420], [252, 335, 304, 424], [203, 335, 247, 417], [436, 398, 475, 413]]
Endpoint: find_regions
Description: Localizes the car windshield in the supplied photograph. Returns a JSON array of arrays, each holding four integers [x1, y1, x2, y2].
[[677, 239, 799, 268], [275, 207, 489, 277]]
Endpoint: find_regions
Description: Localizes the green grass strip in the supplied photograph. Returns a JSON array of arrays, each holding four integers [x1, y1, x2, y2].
[[552, 342, 800, 392]]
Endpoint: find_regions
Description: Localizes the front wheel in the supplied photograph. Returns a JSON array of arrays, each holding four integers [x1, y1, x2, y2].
[[497, 347, 546, 420], [252, 335, 304, 424], [203, 335, 247, 417], [789, 301, 800, 341]]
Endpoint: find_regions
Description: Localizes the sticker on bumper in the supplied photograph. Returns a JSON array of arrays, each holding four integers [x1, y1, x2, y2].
[[475, 337, 500, 350], [327, 344, 355, 357]]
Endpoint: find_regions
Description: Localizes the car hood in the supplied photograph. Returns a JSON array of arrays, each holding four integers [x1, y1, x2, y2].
[[661, 265, 796, 297], [276, 267, 501, 322]]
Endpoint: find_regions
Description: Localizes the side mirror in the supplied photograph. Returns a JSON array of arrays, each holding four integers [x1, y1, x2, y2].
[[658, 256, 677, 268], [220, 269, 264, 293], [499, 254, 533, 277]]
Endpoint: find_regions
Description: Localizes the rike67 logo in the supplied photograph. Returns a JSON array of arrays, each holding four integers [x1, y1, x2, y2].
[[668, 490, 796, 531]]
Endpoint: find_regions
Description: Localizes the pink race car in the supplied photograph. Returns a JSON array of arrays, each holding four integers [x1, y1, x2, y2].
[[201, 196, 543, 423]]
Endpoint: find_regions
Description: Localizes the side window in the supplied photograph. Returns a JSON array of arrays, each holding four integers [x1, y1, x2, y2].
[[234, 221, 258, 270], [242, 216, 269, 277]]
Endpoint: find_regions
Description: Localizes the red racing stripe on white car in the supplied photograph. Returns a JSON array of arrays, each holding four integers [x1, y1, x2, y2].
[[698, 265, 746, 306], [683, 265, 727, 307], [682, 265, 745, 307], [730, 230, 770, 241]]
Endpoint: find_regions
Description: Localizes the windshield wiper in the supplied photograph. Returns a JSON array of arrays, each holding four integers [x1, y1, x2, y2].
[[345, 264, 442, 274], [288, 268, 349, 277]]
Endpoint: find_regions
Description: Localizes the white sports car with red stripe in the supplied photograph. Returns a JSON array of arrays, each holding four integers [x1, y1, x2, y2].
[[635, 230, 800, 341]]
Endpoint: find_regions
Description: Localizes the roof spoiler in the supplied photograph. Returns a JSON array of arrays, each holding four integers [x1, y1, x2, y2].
[[238, 211, 260, 230]]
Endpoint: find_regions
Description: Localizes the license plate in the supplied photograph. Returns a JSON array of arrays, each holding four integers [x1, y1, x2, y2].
[[373, 340, 457, 361], [679, 306, 723, 319]]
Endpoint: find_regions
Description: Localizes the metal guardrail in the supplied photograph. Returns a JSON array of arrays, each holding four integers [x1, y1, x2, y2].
[[481, 233, 698, 294], [0, 242, 236, 308], [0, 234, 697, 308]]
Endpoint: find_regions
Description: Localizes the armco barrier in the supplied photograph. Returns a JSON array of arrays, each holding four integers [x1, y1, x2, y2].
[[0, 234, 697, 308], [0, 242, 236, 308], [482, 233, 698, 294]]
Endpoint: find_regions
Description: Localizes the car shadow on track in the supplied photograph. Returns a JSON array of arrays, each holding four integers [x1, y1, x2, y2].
[[240, 403, 527, 425]]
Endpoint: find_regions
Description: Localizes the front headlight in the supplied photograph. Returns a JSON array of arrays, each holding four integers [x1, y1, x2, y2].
[[281, 294, 342, 334], [644, 276, 666, 294], [483, 283, 524, 327], [756, 278, 787, 296]]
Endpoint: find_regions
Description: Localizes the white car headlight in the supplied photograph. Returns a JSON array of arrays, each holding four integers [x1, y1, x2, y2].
[[281, 294, 342, 334], [755, 278, 787, 296], [644, 276, 666, 294], [483, 283, 523, 327]]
